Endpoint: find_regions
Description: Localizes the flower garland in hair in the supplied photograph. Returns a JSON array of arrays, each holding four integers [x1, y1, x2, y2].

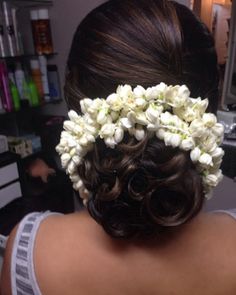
[[56, 83, 224, 204]]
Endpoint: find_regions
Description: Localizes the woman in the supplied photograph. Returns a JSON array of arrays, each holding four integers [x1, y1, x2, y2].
[[1, 1, 236, 294]]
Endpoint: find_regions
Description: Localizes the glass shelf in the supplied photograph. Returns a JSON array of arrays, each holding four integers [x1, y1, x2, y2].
[[0, 0, 53, 8], [0, 52, 58, 60]]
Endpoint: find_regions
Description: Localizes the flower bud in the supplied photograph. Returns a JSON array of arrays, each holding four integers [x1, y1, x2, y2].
[[68, 110, 79, 122], [134, 126, 145, 141], [64, 120, 76, 132], [199, 153, 213, 166], [181, 138, 195, 151], [72, 155, 81, 166], [190, 147, 201, 162], [114, 127, 124, 143], [211, 147, 224, 159], [133, 85, 146, 98], [202, 113, 217, 127], [156, 128, 165, 140], [97, 109, 108, 125], [61, 153, 71, 168]]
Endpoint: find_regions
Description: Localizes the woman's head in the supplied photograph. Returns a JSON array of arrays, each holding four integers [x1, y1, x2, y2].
[[65, 0, 219, 114], [62, 0, 221, 239]]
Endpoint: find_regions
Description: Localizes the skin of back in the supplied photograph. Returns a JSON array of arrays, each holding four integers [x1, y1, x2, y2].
[[2, 210, 236, 295]]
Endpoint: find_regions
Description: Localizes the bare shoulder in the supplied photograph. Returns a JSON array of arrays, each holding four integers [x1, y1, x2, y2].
[[202, 211, 236, 272], [33, 211, 103, 295]]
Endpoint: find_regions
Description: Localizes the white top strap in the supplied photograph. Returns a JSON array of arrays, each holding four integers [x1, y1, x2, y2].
[[213, 208, 236, 220], [11, 211, 62, 295]]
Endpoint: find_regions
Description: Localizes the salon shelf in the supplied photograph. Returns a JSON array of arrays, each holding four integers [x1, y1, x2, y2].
[[0, 99, 63, 117], [0, 52, 58, 61], [0, 0, 53, 8]]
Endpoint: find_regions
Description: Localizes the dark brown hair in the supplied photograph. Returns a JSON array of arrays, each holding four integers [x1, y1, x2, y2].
[[65, 0, 218, 238], [78, 135, 204, 239], [65, 0, 219, 113]]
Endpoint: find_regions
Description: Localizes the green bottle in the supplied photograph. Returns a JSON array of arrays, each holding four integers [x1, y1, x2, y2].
[[9, 78, 21, 111], [22, 78, 39, 107], [28, 78, 39, 107]]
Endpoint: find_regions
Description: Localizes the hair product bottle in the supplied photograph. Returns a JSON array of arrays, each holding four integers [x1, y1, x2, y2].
[[38, 55, 50, 101], [47, 64, 61, 101], [14, 62, 26, 100], [30, 10, 42, 55], [38, 8, 53, 54], [0, 62, 13, 112], [8, 71, 20, 111], [2, 1, 17, 57], [12, 7, 23, 55], [30, 59, 44, 100], [0, 5, 8, 57]]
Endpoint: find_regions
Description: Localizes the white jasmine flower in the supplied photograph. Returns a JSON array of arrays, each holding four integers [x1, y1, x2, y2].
[[117, 84, 133, 99], [72, 155, 81, 166], [198, 98, 209, 115], [145, 83, 167, 100], [177, 85, 190, 103], [211, 147, 224, 159], [128, 111, 149, 125], [199, 153, 213, 166], [190, 147, 201, 162], [133, 85, 146, 98], [67, 160, 77, 174], [68, 110, 80, 122], [86, 134, 96, 143], [78, 136, 89, 146], [134, 126, 145, 141], [97, 108, 108, 125], [165, 85, 189, 108], [204, 174, 219, 187], [202, 113, 217, 127], [69, 148, 76, 157], [160, 112, 173, 125], [199, 135, 217, 153], [145, 105, 161, 124], [135, 98, 147, 109], [110, 111, 119, 121], [104, 137, 116, 148], [106, 93, 123, 112], [120, 117, 134, 129], [156, 128, 165, 140], [64, 120, 76, 132], [99, 123, 116, 138], [180, 137, 195, 151], [80, 98, 93, 114], [73, 179, 84, 191], [212, 123, 224, 137], [189, 119, 205, 138], [61, 153, 71, 168], [164, 132, 181, 147], [70, 174, 80, 183], [114, 127, 124, 143]]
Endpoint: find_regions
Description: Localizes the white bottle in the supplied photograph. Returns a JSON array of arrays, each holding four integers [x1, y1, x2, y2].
[[14, 63, 25, 99], [38, 55, 50, 102], [2, 1, 17, 56], [0, 5, 8, 57]]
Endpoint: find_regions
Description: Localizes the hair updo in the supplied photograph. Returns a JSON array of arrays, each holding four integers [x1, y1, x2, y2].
[[65, 0, 218, 238], [78, 135, 204, 239]]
